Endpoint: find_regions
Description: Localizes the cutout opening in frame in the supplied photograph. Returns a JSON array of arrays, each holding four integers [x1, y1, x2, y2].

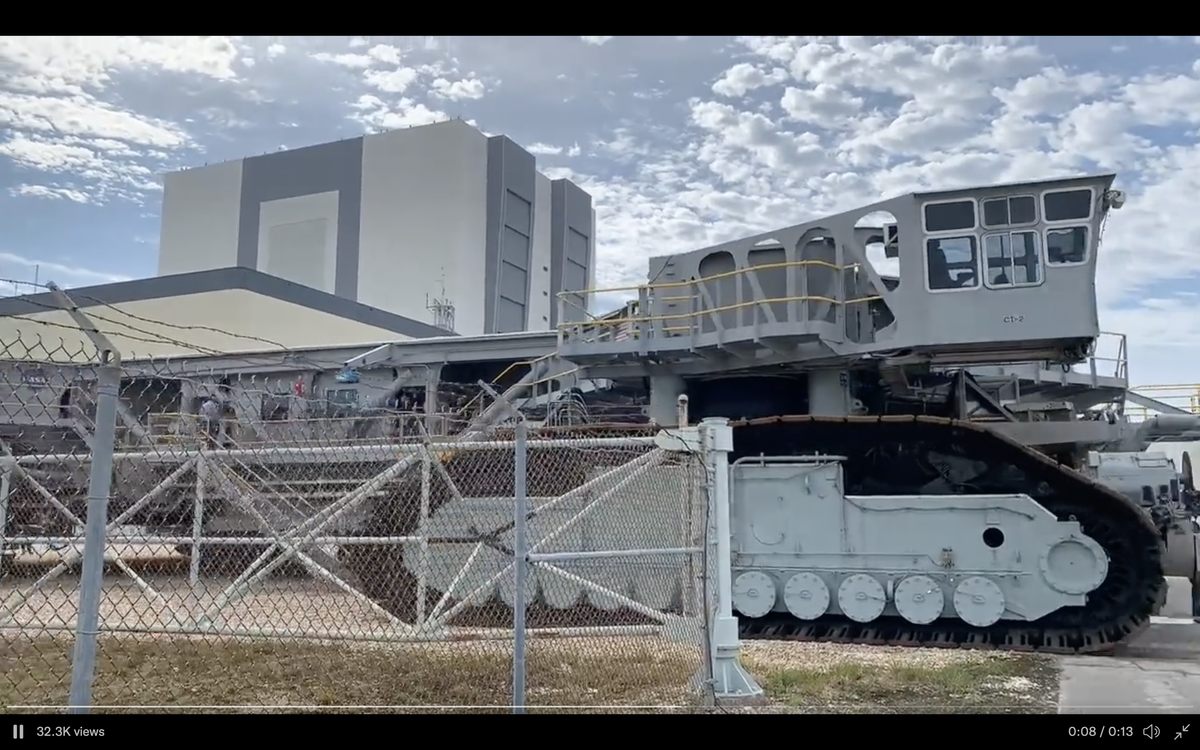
[[858, 211, 900, 286]]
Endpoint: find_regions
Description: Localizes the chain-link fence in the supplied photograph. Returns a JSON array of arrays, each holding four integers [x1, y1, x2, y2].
[[1, 308, 722, 713], [0, 330, 114, 714]]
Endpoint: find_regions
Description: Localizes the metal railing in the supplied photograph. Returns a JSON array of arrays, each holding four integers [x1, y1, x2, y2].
[[1089, 331, 1128, 383], [557, 260, 883, 346], [1037, 330, 1129, 386], [118, 410, 469, 447], [1126, 384, 1200, 423]]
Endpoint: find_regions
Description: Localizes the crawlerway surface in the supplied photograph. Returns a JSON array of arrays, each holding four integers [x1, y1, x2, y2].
[[0, 630, 1059, 713]]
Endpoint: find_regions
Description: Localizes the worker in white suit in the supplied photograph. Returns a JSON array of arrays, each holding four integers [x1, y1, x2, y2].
[[199, 395, 222, 448]]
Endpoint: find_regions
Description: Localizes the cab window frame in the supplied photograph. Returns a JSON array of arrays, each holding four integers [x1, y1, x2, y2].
[[982, 230, 1045, 289], [924, 234, 981, 293], [981, 194, 1038, 229], [1042, 187, 1095, 224], [1045, 225, 1091, 268], [921, 197, 979, 235]]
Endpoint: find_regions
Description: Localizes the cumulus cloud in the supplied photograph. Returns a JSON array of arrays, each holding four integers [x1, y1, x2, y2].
[[1, 35, 1199, 387], [527, 142, 564, 155], [0, 36, 241, 206], [430, 77, 486, 101], [349, 94, 445, 131], [712, 63, 787, 98], [311, 52, 373, 69]]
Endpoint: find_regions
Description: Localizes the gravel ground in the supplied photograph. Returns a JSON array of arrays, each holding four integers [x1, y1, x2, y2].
[[1, 572, 401, 635]]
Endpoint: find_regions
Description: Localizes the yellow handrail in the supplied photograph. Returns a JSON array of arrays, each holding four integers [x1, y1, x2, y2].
[[555, 259, 883, 336], [455, 352, 558, 415], [558, 259, 862, 297], [1126, 384, 1200, 421], [558, 293, 881, 333]]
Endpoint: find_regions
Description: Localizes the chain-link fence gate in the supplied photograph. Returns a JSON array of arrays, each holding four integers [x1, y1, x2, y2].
[[2, 290, 727, 712], [486, 422, 711, 712]]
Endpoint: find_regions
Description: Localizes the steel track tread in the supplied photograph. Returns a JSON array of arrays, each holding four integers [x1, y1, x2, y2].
[[737, 613, 1154, 656], [726, 414, 1167, 655], [346, 416, 1165, 653]]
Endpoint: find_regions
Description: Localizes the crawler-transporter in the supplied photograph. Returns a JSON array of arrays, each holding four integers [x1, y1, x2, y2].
[[3, 173, 1197, 654]]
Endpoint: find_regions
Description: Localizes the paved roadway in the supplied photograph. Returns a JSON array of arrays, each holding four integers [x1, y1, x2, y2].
[[1058, 577, 1200, 714]]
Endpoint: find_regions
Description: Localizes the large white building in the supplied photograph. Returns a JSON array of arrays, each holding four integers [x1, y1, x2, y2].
[[157, 119, 597, 336], [0, 122, 598, 363]]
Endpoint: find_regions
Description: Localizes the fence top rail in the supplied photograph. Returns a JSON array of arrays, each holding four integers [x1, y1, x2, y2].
[[0, 435, 664, 466]]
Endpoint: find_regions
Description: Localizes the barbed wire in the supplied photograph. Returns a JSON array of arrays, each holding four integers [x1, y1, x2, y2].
[[1, 278, 386, 370], [0, 277, 291, 359], [0, 278, 410, 392], [75, 291, 300, 355]]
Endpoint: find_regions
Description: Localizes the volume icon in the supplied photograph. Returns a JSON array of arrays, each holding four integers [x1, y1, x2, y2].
[[13, 725, 24, 740], [1145, 725, 1161, 739]]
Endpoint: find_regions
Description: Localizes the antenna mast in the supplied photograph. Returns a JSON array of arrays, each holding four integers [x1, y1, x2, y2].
[[425, 270, 456, 333]]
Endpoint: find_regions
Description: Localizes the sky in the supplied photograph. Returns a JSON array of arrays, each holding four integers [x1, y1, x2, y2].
[[1, 35, 1199, 397]]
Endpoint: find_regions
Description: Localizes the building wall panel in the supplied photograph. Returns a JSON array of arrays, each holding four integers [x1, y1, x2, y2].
[[484, 136, 538, 334], [358, 121, 489, 335], [257, 192, 340, 293], [158, 160, 244, 276]]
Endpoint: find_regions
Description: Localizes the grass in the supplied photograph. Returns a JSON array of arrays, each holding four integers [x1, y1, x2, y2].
[[0, 634, 1059, 713], [741, 642, 1060, 714], [1, 635, 701, 713]]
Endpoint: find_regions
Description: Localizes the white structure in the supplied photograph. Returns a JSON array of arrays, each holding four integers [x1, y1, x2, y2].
[[157, 120, 597, 337], [0, 269, 453, 361]]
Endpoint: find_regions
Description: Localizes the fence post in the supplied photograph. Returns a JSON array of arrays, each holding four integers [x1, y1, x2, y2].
[[511, 419, 528, 714], [42, 282, 123, 715], [190, 452, 206, 588], [66, 356, 120, 713], [0, 467, 10, 570], [700, 417, 762, 702]]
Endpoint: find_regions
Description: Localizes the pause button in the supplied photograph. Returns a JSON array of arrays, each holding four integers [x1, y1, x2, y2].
[[13, 725, 24, 740]]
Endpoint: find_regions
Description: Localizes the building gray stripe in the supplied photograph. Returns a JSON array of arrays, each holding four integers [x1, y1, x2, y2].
[[483, 137, 504, 334], [0, 267, 453, 339], [550, 182, 565, 327], [483, 136, 538, 334], [236, 138, 364, 301], [549, 179, 593, 326]]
